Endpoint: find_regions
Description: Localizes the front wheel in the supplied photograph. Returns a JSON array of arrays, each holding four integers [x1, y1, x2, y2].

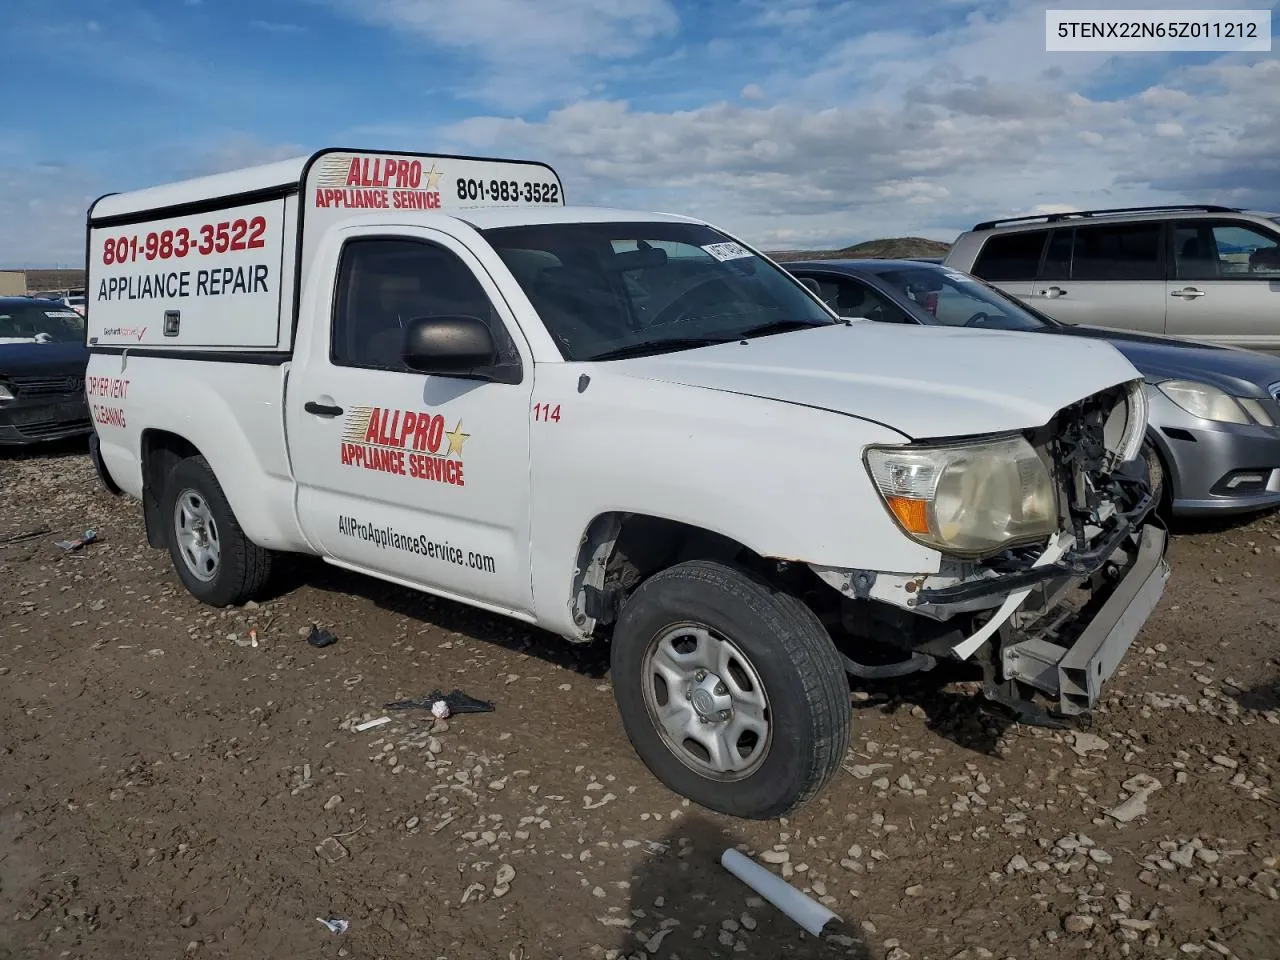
[[1140, 439, 1168, 515], [161, 455, 273, 607], [610, 560, 851, 819]]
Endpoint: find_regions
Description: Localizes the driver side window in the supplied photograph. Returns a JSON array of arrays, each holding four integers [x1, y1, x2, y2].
[[332, 238, 518, 373], [808, 275, 913, 323]]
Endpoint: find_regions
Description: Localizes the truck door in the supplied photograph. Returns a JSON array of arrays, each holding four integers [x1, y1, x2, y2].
[[285, 227, 534, 616]]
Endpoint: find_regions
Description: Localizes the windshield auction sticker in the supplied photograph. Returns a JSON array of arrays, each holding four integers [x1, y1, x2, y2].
[[701, 241, 754, 262]]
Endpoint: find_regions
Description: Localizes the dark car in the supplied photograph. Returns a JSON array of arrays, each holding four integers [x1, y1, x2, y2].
[[0, 297, 92, 446], [785, 259, 1280, 517]]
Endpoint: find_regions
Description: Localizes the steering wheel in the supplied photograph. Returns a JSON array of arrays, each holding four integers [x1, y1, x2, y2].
[[962, 311, 992, 327], [647, 277, 728, 329]]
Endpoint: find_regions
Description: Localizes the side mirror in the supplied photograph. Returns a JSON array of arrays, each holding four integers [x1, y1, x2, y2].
[[402, 315, 497, 375]]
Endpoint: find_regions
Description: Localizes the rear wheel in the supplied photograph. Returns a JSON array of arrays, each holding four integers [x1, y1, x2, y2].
[[610, 560, 851, 819], [161, 455, 273, 607]]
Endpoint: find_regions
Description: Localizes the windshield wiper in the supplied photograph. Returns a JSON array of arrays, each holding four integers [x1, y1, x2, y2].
[[586, 336, 738, 362], [737, 318, 842, 339]]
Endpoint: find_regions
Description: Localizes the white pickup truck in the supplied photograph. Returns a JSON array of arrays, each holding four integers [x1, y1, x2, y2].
[[85, 149, 1169, 819]]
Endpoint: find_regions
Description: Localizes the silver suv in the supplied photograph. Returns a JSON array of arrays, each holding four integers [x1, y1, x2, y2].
[[944, 205, 1280, 353]]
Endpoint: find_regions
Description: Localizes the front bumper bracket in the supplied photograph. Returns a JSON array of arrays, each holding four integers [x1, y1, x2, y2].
[[1000, 523, 1169, 715], [917, 484, 1156, 607]]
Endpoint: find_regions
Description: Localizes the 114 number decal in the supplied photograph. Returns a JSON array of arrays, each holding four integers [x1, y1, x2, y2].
[[533, 403, 561, 423]]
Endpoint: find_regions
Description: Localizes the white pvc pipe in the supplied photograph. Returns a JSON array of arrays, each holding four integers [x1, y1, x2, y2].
[[720, 848, 840, 937]]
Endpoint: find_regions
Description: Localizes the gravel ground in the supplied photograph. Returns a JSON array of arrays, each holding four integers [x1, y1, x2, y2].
[[2, 443, 1278, 960]]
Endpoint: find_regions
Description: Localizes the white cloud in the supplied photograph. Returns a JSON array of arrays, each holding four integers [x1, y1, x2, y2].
[[444, 51, 1280, 248], [174, 133, 308, 180], [250, 20, 307, 34], [876, 179, 951, 204], [0, 134, 306, 266], [5, 1, 1278, 265], [0, 163, 101, 268], [315, 0, 679, 108]]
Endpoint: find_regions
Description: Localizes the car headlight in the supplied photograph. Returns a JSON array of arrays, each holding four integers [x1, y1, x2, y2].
[[1104, 378, 1149, 469], [0, 383, 13, 402], [1237, 398, 1275, 427], [865, 435, 1058, 557], [1157, 380, 1254, 424]]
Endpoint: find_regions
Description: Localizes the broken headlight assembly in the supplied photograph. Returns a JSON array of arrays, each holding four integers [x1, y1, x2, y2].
[[864, 434, 1058, 558]]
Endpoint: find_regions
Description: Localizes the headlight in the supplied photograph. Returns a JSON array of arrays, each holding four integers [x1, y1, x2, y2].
[[0, 383, 13, 402], [1104, 378, 1149, 468], [865, 435, 1057, 556], [1157, 380, 1250, 424], [1238, 398, 1275, 427]]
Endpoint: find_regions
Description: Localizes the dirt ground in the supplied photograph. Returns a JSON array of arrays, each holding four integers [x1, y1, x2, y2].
[[2, 443, 1278, 960]]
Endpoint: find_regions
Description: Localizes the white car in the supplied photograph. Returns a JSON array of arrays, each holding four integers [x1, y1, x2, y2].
[[84, 149, 1168, 819]]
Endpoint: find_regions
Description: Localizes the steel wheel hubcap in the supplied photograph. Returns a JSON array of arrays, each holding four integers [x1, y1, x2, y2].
[[174, 489, 221, 582], [641, 622, 771, 781]]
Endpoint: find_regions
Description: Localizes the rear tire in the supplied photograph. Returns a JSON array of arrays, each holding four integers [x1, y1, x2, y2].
[[161, 455, 273, 607], [610, 560, 851, 819]]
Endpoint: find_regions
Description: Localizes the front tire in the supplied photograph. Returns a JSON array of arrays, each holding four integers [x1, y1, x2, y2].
[[610, 560, 851, 819], [1141, 439, 1169, 516], [161, 455, 273, 607]]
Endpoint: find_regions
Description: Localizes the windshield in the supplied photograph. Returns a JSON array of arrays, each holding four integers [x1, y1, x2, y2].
[[873, 266, 1051, 333], [480, 221, 836, 361], [0, 302, 86, 343]]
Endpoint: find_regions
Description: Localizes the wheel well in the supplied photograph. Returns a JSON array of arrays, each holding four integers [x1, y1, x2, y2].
[[571, 513, 775, 636], [140, 430, 202, 549]]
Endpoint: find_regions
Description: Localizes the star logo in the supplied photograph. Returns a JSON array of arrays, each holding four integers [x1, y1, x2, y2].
[[445, 420, 469, 457], [424, 162, 442, 192]]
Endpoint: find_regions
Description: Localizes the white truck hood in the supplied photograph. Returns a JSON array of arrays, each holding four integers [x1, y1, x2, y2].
[[604, 323, 1140, 440]]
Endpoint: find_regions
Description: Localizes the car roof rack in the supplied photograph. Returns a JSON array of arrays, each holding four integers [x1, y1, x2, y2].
[[971, 204, 1242, 231]]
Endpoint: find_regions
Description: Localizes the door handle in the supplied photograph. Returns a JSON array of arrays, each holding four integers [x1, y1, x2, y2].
[[304, 401, 344, 417], [1038, 286, 1067, 299], [1171, 287, 1205, 299]]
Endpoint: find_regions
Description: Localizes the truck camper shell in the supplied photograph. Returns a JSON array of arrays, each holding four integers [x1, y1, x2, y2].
[[86, 148, 564, 356]]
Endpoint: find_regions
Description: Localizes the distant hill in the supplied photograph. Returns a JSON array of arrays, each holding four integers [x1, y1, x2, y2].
[[768, 237, 952, 263]]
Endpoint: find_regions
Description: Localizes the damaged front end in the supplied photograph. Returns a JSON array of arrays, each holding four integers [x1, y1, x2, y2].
[[816, 378, 1170, 726]]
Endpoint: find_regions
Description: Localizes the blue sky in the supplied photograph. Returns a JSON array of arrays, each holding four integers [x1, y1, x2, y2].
[[3, 0, 1278, 266]]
